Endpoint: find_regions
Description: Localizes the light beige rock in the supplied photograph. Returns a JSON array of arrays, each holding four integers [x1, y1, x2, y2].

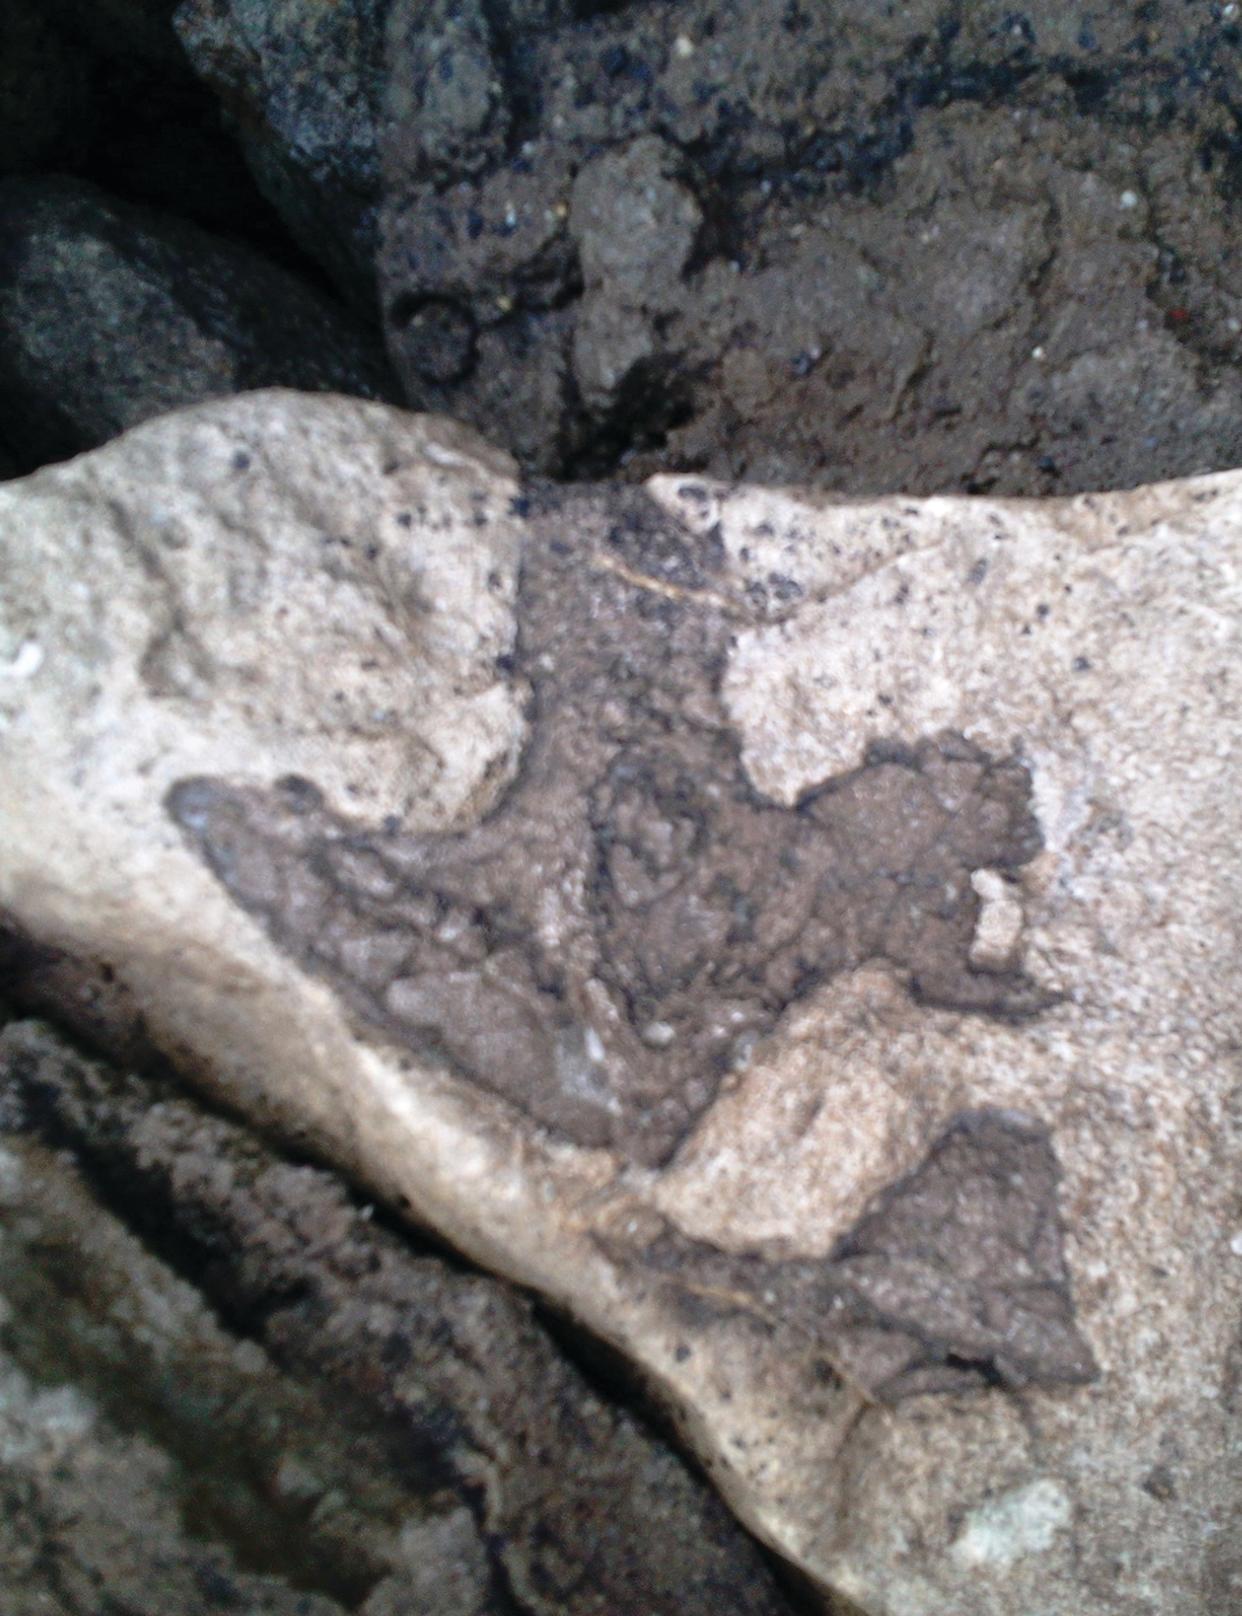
[[2, 392, 1240, 1616]]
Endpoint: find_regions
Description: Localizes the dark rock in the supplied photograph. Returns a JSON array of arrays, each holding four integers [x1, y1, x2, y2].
[[172, 0, 394, 313], [0, 176, 400, 475], [1, 1, 284, 246], [0, 1017, 797, 1616], [162, 0, 1242, 491], [375, 0, 1242, 490]]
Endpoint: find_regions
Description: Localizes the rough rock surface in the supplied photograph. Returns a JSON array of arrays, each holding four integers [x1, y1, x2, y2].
[[164, 0, 1242, 492], [2, 392, 1240, 1615], [0, 1016, 794, 1616], [172, 0, 394, 312], [375, 0, 1242, 489], [0, 176, 398, 476]]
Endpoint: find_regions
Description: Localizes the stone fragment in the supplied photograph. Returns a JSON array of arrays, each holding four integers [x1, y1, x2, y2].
[[0, 177, 399, 475], [2, 392, 1240, 1616], [969, 867, 1025, 972], [568, 136, 703, 411]]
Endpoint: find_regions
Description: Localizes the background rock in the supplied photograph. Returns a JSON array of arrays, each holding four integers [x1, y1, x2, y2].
[[0, 0, 300, 251], [0, 1017, 794, 1616], [172, 0, 395, 313], [376, 0, 1242, 488], [0, 177, 399, 475], [1, 392, 1239, 1614], [8, 0, 1242, 495]]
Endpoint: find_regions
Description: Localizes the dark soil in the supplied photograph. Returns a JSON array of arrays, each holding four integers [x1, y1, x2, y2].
[[5, 2, 1242, 496], [380, 0, 1242, 495]]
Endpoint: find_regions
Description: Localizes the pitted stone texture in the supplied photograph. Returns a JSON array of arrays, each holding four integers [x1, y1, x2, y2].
[[1, 395, 1239, 1616], [0, 391, 524, 829]]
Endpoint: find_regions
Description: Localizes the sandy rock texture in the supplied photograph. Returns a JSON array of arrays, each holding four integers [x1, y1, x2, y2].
[[1, 391, 1239, 1615]]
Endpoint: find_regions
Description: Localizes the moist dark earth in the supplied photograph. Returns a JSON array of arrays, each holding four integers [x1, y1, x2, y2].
[[4, 3, 1242, 493], [379, 0, 1242, 493], [168, 487, 1052, 1166]]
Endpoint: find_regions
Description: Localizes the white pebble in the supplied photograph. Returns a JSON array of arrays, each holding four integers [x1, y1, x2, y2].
[[0, 640, 43, 680]]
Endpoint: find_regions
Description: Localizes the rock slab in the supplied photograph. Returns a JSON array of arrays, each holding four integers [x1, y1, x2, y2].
[[1, 392, 1240, 1614]]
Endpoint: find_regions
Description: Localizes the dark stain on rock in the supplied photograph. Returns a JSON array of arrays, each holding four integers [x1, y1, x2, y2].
[[622, 1109, 1098, 1401], [386, 291, 479, 386], [167, 488, 1056, 1167]]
